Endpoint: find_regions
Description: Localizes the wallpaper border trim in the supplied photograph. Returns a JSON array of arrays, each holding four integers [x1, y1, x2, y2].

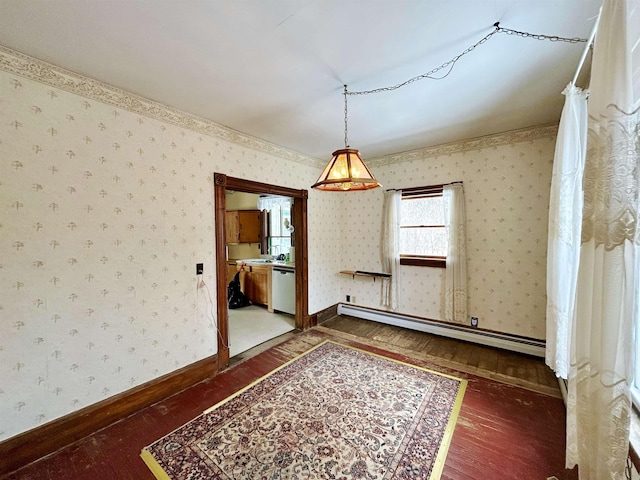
[[0, 44, 557, 171], [0, 44, 324, 169], [367, 123, 558, 167], [0, 353, 218, 476]]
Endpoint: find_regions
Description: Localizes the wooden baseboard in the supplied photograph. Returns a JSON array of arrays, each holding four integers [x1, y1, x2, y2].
[[0, 353, 218, 476], [315, 303, 339, 325]]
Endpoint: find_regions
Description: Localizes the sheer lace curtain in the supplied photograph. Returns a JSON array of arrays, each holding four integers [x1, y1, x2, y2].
[[257, 196, 292, 212], [381, 191, 401, 310], [566, 0, 640, 478], [443, 183, 468, 324], [545, 84, 588, 379]]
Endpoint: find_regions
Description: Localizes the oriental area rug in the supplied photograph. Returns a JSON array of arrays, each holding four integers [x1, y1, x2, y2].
[[141, 340, 466, 480]]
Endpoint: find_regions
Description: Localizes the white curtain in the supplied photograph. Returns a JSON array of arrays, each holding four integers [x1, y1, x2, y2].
[[545, 84, 588, 379], [257, 196, 291, 212], [381, 191, 401, 310], [443, 183, 468, 324], [566, 0, 640, 478]]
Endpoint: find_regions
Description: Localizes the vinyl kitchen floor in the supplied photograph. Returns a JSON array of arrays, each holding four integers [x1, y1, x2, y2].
[[228, 304, 295, 358]]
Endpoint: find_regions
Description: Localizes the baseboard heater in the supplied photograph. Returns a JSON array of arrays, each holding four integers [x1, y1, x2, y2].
[[337, 303, 545, 357]]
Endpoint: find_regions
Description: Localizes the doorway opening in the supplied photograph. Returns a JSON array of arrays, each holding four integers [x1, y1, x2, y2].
[[214, 173, 310, 370]]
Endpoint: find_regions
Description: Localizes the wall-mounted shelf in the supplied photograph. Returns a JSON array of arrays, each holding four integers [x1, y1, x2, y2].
[[340, 270, 392, 282]]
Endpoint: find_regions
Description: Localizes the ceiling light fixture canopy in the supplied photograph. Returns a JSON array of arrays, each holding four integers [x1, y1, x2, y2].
[[311, 86, 381, 191]]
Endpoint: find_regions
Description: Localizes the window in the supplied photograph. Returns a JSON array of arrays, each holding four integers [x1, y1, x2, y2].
[[257, 196, 294, 257], [399, 185, 447, 268], [267, 202, 292, 256]]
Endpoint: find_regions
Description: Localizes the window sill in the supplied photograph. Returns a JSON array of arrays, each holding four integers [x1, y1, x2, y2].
[[400, 257, 446, 268]]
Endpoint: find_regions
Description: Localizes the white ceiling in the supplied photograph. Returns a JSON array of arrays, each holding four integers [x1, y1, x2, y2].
[[0, 1, 602, 161]]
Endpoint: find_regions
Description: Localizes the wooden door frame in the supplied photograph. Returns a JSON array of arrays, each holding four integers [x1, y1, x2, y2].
[[214, 173, 310, 370]]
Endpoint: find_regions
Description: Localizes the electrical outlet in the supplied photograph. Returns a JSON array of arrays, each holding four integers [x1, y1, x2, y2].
[[470, 316, 479, 327], [351, 296, 356, 303], [346, 295, 351, 303], [196, 263, 203, 275]]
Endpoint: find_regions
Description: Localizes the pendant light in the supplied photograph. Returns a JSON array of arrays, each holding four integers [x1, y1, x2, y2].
[[311, 86, 381, 191]]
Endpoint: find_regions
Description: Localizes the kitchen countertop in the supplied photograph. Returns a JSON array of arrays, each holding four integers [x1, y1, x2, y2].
[[231, 259, 295, 270]]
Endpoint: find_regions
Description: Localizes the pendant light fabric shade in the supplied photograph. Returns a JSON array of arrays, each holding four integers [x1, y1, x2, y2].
[[312, 85, 381, 192], [311, 148, 382, 191]]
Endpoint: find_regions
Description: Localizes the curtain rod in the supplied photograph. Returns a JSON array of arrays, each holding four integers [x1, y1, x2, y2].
[[572, 7, 602, 86]]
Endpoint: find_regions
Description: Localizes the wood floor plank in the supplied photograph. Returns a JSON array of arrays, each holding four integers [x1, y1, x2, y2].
[[472, 345, 499, 372], [3, 317, 569, 480], [322, 315, 560, 396]]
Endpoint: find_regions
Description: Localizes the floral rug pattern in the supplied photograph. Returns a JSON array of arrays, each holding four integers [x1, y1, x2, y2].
[[142, 341, 466, 479]]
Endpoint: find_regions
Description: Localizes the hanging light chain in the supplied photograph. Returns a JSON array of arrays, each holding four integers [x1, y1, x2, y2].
[[343, 85, 349, 148], [347, 22, 588, 96], [495, 23, 587, 43], [348, 25, 500, 96]]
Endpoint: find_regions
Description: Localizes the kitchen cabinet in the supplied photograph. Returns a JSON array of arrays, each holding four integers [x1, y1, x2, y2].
[[244, 264, 270, 307], [225, 210, 262, 244]]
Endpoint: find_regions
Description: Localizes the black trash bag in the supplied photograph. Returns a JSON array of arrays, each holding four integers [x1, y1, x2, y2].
[[228, 272, 251, 309]]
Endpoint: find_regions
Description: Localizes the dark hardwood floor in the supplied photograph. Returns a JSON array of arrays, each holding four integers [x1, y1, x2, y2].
[[2, 315, 574, 479], [319, 315, 561, 397]]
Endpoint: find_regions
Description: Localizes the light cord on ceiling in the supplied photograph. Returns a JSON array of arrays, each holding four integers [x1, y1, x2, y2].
[[346, 22, 588, 96]]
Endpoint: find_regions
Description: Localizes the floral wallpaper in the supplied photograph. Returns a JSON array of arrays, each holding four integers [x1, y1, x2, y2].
[[0, 43, 555, 443], [0, 46, 340, 441], [338, 126, 556, 340]]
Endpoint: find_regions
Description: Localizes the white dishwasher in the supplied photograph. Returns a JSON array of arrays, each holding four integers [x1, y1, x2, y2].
[[272, 266, 295, 315]]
